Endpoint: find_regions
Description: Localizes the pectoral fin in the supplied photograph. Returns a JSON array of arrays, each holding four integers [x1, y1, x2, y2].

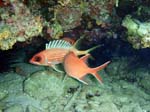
[[71, 76, 88, 85], [77, 77, 88, 85], [51, 64, 64, 73]]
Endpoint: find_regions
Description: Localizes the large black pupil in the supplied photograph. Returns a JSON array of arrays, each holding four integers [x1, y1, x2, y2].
[[34, 56, 41, 62]]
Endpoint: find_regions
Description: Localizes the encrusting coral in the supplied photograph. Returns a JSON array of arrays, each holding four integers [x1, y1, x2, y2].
[[2, 0, 149, 50], [122, 15, 150, 49], [0, 0, 117, 50], [47, 0, 116, 39], [0, 1, 43, 50]]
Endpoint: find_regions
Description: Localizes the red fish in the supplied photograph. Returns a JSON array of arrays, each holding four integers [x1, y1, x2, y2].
[[63, 52, 110, 84], [30, 39, 99, 72]]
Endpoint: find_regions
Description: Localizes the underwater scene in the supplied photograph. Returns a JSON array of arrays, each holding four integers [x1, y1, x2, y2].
[[0, 0, 150, 112]]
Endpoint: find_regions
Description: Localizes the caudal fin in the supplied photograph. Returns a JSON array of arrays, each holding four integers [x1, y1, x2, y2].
[[90, 61, 110, 84]]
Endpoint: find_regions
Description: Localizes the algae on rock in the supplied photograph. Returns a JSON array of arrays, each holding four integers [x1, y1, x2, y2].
[[24, 70, 64, 100], [0, 62, 150, 112], [0, 1, 43, 50], [122, 15, 150, 49]]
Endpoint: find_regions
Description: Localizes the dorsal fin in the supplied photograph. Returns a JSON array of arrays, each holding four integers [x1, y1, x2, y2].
[[45, 40, 72, 49]]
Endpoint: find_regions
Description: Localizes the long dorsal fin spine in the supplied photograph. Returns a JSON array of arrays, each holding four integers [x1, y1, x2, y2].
[[45, 43, 48, 49], [53, 40, 56, 47], [49, 41, 52, 48], [55, 40, 59, 47], [45, 40, 72, 49], [52, 40, 55, 47], [61, 40, 64, 46], [57, 40, 61, 47]]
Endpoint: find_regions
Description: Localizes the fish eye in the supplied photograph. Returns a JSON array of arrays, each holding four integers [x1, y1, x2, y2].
[[34, 56, 42, 62]]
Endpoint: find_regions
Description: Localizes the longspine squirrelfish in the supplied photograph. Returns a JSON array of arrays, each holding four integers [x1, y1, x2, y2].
[[30, 39, 100, 72], [63, 51, 110, 84]]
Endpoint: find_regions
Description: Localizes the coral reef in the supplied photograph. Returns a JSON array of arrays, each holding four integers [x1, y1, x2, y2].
[[54, 6, 82, 31], [1, 0, 150, 50], [106, 56, 150, 94], [0, 63, 149, 112], [0, 44, 150, 111], [122, 15, 150, 49], [0, 1, 150, 111], [0, 0, 116, 50], [136, 6, 150, 21], [48, 0, 115, 39], [0, 1, 43, 50], [49, 21, 63, 39], [83, 0, 114, 25]]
